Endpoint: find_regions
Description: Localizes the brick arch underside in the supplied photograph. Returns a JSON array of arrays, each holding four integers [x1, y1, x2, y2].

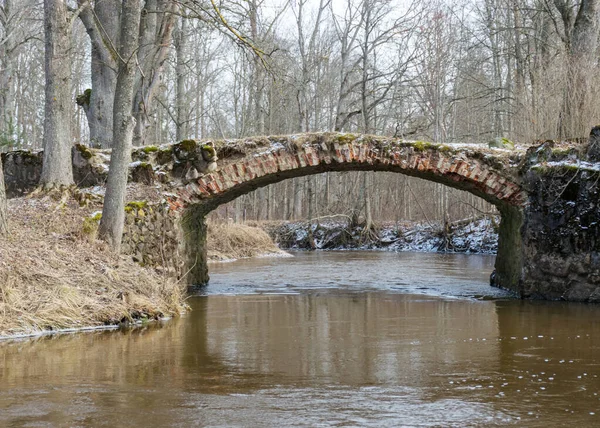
[[180, 151, 526, 295], [182, 150, 525, 214]]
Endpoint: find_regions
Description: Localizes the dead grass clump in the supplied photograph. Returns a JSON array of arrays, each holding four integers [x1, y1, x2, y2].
[[207, 221, 286, 261], [0, 194, 187, 338]]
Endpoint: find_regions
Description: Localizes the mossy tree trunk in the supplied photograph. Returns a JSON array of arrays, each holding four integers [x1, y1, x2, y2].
[[40, 0, 74, 190], [98, 0, 141, 251]]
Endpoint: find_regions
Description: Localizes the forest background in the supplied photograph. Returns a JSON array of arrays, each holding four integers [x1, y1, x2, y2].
[[1, 0, 599, 231]]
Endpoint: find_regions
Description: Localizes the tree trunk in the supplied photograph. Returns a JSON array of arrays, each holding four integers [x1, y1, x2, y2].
[[175, 16, 188, 141], [0, 158, 8, 235], [363, 172, 373, 230], [98, 0, 141, 251], [77, 0, 120, 148], [40, 0, 73, 189], [234, 198, 242, 223], [555, 0, 600, 138], [0, 0, 16, 146], [132, 0, 177, 146], [85, 61, 117, 148], [293, 177, 303, 220]]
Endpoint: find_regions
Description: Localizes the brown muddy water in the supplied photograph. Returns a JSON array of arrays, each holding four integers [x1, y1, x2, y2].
[[1, 251, 600, 427]]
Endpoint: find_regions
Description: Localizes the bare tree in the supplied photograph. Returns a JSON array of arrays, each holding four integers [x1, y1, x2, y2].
[[98, 0, 141, 251], [551, 0, 600, 138], [0, 158, 7, 235], [40, 0, 74, 190], [1, 0, 41, 149], [132, 0, 177, 146], [76, 0, 120, 149], [77, 0, 176, 148], [175, 15, 189, 141], [0, 0, 18, 146]]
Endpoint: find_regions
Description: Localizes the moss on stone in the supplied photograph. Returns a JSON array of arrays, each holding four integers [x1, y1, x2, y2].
[[494, 205, 524, 293], [82, 212, 102, 237], [413, 141, 433, 152], [201, 144, 217, 160], [74, 144, 94, 160], [335, 133, 358, 144], [488, 137, 515, 149], [125, 201, 148, 213], [501, 138, 515, 149], [12, 150, 42, 162], [438, 144, 452, 153], [531, 163, 581, 175], [177, 139, 197, 152], [142, 145, 159, 153]]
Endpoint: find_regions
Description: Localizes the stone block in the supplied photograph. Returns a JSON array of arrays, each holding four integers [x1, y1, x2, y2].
[[565, 281, 596, 302], [587, 126, 600, 162]]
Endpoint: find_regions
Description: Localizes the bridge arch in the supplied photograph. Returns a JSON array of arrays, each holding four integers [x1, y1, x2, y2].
[[175, 133, 527, 293]]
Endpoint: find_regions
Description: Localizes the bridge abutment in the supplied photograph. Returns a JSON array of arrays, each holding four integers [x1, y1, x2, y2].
[[182, 207, 210, 288], [493, 205, 525, 295], [518, 165, 600, 301]]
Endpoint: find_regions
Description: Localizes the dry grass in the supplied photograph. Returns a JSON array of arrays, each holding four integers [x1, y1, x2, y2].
[[0, 194, 187, 338], [207, 221, 286, 261]]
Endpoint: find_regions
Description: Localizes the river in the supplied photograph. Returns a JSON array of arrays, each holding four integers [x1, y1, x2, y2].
[[1, 251, 599, 427]]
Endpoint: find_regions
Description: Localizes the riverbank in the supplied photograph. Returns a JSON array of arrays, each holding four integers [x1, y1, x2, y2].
[[206, 221, 289, 262], [0, 194, 187, 338], [265, 217, 499, 254]]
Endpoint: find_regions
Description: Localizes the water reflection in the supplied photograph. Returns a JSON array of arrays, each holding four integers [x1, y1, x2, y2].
[[0, 252, 599, 426], [202, 293, 500, 386]]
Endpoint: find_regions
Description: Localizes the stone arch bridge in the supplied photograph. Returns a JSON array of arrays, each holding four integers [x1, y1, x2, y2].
[[168, 133, 528, 295], [2, 132, 599, 301]]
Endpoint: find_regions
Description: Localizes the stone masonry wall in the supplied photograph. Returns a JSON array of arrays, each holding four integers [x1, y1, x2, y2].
[[521, 162, 600, 301], [2, 140, 217, 198], [120, 201, 183, 273], [1, 151, 43, 197], [2, 145, 109, 197]]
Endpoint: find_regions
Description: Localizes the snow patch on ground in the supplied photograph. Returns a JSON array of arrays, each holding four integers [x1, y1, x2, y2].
[[270, 218, 499, 255], [543, 160, 600, 172]]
